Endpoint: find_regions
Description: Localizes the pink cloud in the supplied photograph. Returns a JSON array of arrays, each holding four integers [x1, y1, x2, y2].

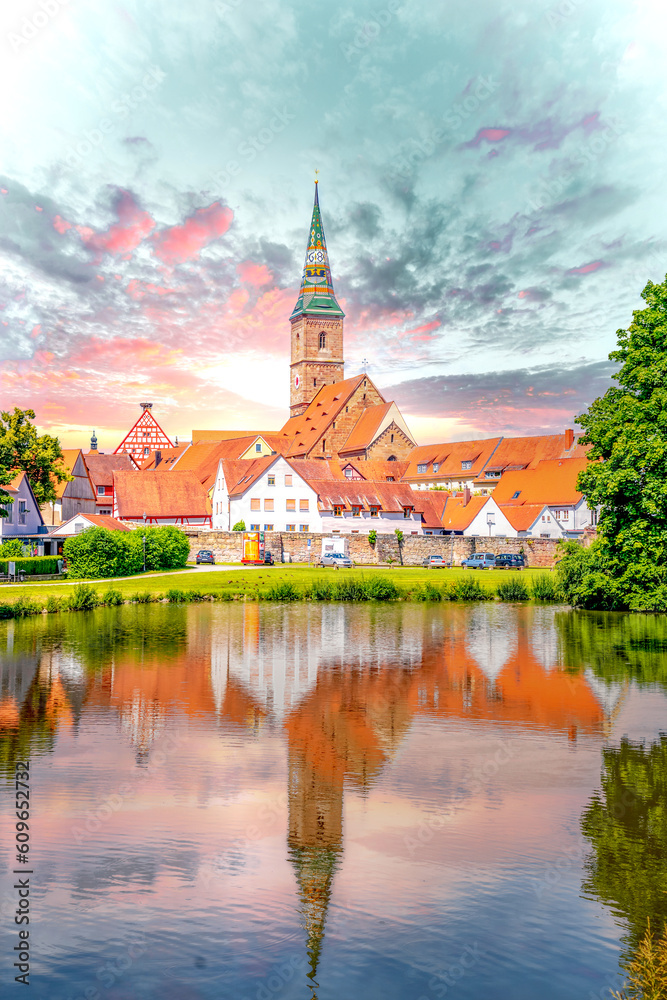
[[237, 261, 273, 288], [84, 189, 155, 258], [566, 260, 606, 276], [151, 202, 233, 265], [53, 215, 72, 235], [467, 127, 511, 146]]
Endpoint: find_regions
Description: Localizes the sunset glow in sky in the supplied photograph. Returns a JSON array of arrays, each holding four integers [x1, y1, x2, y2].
[[1, 0, 667, 448]]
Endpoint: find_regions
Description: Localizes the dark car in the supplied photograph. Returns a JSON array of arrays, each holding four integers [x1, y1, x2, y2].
[[495, 553, 525, 570], [195, 550, 215, 565], [264, 551, 275, 565]]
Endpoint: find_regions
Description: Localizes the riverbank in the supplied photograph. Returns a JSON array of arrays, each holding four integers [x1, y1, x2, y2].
[[0, 565, 562, 617]]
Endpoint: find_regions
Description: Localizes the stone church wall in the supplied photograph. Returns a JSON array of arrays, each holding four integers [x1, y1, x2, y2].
[[184, 529, 564, 568]]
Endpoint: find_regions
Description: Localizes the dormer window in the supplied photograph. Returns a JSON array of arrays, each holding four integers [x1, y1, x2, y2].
[[433, 463, 439, 472], [403, 507, 412, 518], [319, 331, 326, 349], [370, 506, 379, 517], [511, 491, 521, 500], [352, 505, 361, 517], [334, 505, 343, 517], [417, 464, 427, 474], [461, 460, 473, 471]]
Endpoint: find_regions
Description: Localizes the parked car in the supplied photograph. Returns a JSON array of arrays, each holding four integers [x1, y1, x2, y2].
[[264, 551, 275, 565], [495, 553, 525, 570], [195, 550, 215, 565], [319, 552, 353, 568], [422, 555, 447, 569], [461, 552, 496, 570]]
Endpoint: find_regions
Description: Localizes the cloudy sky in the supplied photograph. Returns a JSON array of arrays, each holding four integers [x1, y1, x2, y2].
[[1, 0, 665, 449]]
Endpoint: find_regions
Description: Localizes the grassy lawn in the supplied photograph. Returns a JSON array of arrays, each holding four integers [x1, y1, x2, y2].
[[0, 563, 553, 606]]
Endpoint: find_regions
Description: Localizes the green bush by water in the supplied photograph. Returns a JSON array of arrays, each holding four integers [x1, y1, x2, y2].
[[102, 589, 124, 606], [266, 581, 301, 601], [450, 577, 488, 601], [64, 525, 190, 579], [530, 574, 561, 602], [413, 581, 443, 602], [67, 584, 99, 611], [496, 577, 530, 602]]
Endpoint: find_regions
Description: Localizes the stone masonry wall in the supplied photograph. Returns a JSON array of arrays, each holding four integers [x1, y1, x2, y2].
[[185, 530, 566, 568]]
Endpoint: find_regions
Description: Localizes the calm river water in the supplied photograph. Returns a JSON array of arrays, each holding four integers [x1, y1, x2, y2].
[[1, 602, 666, 999]]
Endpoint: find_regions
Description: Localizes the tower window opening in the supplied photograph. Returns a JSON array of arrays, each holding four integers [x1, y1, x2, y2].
[[390, 433, 394, 443], [319, 331, 326, 349], [313, 378, 317, 386], [322, 439, 326, 452]]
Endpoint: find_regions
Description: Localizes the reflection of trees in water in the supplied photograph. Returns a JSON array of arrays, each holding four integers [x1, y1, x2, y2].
[[556, 611, 667, 689], [581, 737, 667, 966]]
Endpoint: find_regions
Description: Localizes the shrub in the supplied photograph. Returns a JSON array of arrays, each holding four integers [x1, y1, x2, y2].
[[309, 579, 333, 601], [413, 582, 443, 602], [131, 591, 155, 604], [368, 530, 377, 546], [45, 594, 63, 613], [232, 521, 246, 532], [101, 589, 124, 606], [131, 525, 190, 571], [496, 577, 530, 602], [0, 540, 25, 557], [64, 527, 140, 579], [330, 577, 366, 601], [555, 540, 625, 610], [11, 595, 44, 617], [451, 577, 488, 602], [266, 581, 301, 601], [363, 576, 399, 600], [610, 918, 667, 999], [0, 556, 60, 576], [67, 584, 99, 611], [166, 589, 186, 603], [530, 574, 561, 602]]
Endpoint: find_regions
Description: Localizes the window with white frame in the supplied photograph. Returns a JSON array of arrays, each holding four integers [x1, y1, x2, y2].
[[417, 464, 427, 473], [97, 486, 105, 495], [461, 460, 472, 470], [18, 501, 27, 525], [433, 463, 439, 472]]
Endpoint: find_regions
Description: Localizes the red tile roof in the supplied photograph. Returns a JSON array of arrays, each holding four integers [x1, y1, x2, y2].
[[339, 459, 410, 481], [289, 459, 347, 481], [440, 495, 490, 531], [473, 431, 590, 483], [114, 470, 210, 518], [404, 438, 502, 481], [192, 430, 288, 447], [280, 375, 372, 456], [309, 480, 421, 513], [499, 504, 550, 531], [338, 402, 393, 454], [491, 458, 589, 506], [47, 514, 131, 535], [139, 445, 189, 471], [221, 456, 278, 497], [418, 491, 450, 529], [85, 453, 135, 489]]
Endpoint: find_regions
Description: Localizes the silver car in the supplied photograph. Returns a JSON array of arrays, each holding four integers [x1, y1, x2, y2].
[[319, 552, 353, 568]]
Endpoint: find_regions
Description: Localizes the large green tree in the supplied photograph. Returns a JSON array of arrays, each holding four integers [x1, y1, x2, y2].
[[0, 408, 71, 515], [562, 276, 667, 610]]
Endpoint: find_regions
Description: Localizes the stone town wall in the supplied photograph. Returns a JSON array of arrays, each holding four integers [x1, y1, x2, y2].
[[184, 530, 569, 568]]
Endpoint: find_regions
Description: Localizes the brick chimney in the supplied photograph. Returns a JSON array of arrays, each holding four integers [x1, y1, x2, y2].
[[155, 451, 162, 467], [564, 428, 574, 450], [462, 486, 471, 506]]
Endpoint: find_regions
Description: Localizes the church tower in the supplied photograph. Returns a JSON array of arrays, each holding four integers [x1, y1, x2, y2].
[[290, 182, 345, 417]]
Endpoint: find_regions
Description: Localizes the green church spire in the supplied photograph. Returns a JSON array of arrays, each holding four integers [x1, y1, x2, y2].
[[291, 181, 344, 319]]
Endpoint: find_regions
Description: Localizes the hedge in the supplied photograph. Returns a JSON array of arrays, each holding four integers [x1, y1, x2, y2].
[[0, 556, 61, 576], [63, 525, 190, 579]]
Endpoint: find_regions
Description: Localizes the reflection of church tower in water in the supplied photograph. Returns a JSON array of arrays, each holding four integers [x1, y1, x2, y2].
[[287, 746, 342, 994]]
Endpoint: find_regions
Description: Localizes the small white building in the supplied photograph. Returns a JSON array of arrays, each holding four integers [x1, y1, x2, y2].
[[500, 504, 566, 539], [211, 456, 427, 535], [441, 494, 518, 537], [1, 473, 45, 548]]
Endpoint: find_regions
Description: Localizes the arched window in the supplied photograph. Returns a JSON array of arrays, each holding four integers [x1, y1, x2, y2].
[[319, 331, 326, 349], [388, 455, 397, 461]]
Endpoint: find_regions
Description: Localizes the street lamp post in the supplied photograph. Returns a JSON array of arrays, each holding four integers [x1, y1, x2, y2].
[[143, 511, 147, 573]]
